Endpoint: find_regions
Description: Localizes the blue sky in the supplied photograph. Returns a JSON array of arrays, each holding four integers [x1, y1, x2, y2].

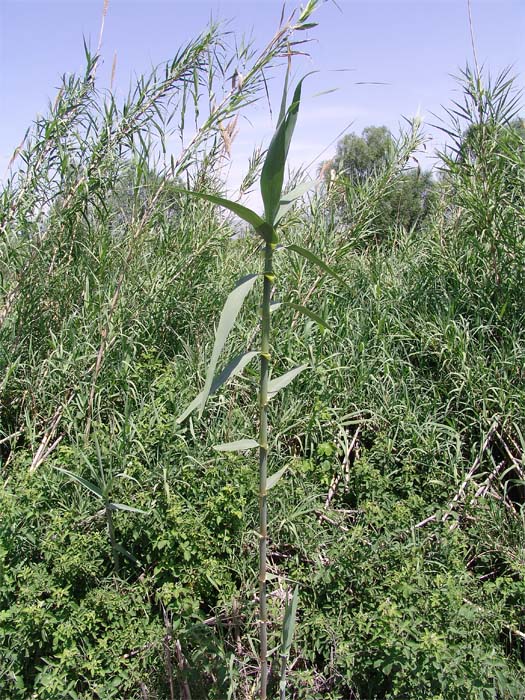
[[1, 0, 524, 196]]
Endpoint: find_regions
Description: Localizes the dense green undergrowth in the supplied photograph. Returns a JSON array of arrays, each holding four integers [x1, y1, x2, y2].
[[1, 12, 525, 700]]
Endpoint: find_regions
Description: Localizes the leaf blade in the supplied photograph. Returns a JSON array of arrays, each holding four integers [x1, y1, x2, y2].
[[260, 76, 309, 225], [176, 350, 258, 423], [173, 188, 276, 243], [267, 464, 288, 491], [108, 502, 147, 514], [200, 275, 258, 416], [286, 302, 331, 330], [275, 180, 317, 224], [268, 364, 308, 399], [281, 585, 300, 655], [287, 244, 349, 288], [213, 439, 259, 452], [55, 467, 104, 500]]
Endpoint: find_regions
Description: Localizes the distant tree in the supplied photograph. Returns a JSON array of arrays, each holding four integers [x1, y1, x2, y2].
[[456, 117, 525, 165], [332, 126, 393, 183], [324, 125, 436, 232]]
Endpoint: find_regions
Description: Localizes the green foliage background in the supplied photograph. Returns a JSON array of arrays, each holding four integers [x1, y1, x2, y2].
[[1, 17, 525, 700]]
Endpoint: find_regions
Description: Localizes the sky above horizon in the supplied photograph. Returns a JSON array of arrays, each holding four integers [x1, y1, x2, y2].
[[1, 0, 524, 199]]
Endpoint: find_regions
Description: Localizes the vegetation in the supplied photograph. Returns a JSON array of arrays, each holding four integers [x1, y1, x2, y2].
[[322, 125, 437, 235], [1, 8, 525, 700]]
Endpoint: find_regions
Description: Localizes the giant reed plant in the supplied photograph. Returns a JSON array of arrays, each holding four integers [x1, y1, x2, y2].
[[175, 4, 348, 696]]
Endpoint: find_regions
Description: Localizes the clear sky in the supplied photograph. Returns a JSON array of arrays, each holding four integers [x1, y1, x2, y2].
[[1, 0, 524, 195]]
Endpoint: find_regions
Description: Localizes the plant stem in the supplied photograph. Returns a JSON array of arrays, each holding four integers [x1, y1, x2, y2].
[[105, 502, 120, 576], [258, 241, 273, 699]]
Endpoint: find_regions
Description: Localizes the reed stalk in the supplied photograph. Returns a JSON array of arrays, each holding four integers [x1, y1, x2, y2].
[[258, 241, 273, 696]]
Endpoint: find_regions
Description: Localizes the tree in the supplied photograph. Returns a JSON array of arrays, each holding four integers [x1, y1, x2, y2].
[[324, 125, 436, 232]]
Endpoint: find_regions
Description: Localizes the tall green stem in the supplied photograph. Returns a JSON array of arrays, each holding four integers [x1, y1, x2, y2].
[[258, 242, 273, 699], [105, 502, 120, 576]]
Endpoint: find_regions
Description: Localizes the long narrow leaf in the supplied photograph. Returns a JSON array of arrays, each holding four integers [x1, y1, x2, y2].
[[200, 275, 258, 416], [55, 467, 104, 500], [279, 586, 300, 699], [267, 464, 288, 491], [268, 364, 308, 399], [176, 350, 258, 423], [277, 59, 290, 127], [287, 244, 349, 288], [213, 439, 259, 452], [275, 180, 316, 224], [108, 502, 147, 514], [173, 188, 276, 243], [281, 586, 299, 655], [260, 76, 309, 225], [114, 543, 142, 566], [286, 302, 331, 330]]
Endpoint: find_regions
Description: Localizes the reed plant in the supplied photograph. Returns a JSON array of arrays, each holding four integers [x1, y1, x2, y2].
[[175, 6, 350, 696]]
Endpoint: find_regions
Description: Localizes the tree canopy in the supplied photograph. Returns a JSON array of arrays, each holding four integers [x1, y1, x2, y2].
[[325, 125, 437, 233]]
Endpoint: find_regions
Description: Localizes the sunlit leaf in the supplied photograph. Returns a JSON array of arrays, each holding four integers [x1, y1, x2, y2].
[[55, 467, 103, 500], [275, 180, 316, 224], [108, 502, 147, 514], [286, 302, 331, 330], [260, 76, 309, 225], [287, 244, 348, 288], [213, 439, 259, 452], [267, 464, 288, 490], [268, 364, 308, 399], [176, 350, 258, 423], [200, 275, 258, 416], [281, 585, 299, 655], [172, 188, 276, 243]]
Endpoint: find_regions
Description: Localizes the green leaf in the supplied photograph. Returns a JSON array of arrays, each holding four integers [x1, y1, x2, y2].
[[114, 543, 142, 566], [295, 21, 318, 30], [287, 244, 349, 288], [275, 180, 317, 224], [281, 586, 299, 655], [200, 275, 258, 416], [277, 60, 290, 127], [268, 364, 308, 399], [286, 302, 331, 330], [172, 188, 276, 243], [267, 464, 288, 491], [108, 502, 147, 514], [260, 76, 309, 225], [55, 467, 103, 500], [176, 350, 258, 423], [298, 0, 318, 22], [213, 439, 259, 452]]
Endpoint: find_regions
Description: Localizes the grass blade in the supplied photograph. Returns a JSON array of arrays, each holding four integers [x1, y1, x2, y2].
[[213, 439, 259, 451], [173, 188, 276, 243], [287, 244, 349, 288], [108, 502, 147, 514], [176, 350, 258, 423], [55, 467, 103, 500], [200, 275, 258, 416], [266, 464, 288, 491], [279, 586, 300, 700], [286, 302, 331, 330], [275, 180, 316, 224], [260, 76, 309, 225], [268, 364, 308, 399]]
